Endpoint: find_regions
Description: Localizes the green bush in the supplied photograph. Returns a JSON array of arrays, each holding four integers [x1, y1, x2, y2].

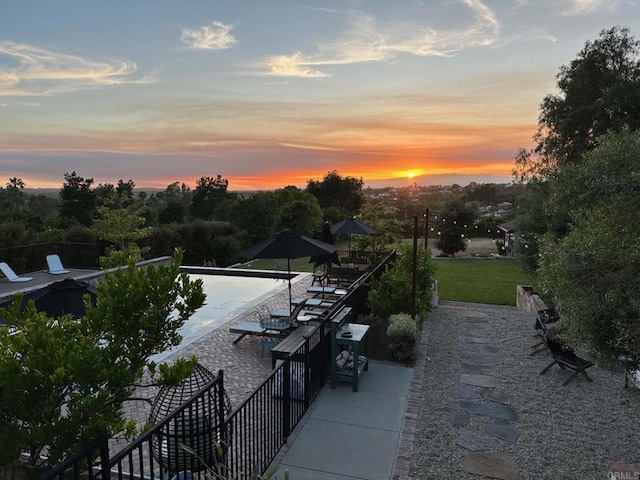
[[387, 313, 419, 363], [367, 244, 435, 319]]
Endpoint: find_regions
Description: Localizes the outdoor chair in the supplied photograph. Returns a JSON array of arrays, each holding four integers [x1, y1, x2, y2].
[[46, 254, 70, 275], [539, 334, 595, 386], [262, 300, 306, 332], [311, 269, 326, 286], [229, 301, 307, 348], [0, 262, 33, 282], [530, 308, 559, 355]]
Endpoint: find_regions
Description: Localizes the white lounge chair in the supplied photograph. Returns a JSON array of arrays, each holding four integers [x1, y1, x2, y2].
[[46, 254, 70, 275], [0, 262, 33, 282]]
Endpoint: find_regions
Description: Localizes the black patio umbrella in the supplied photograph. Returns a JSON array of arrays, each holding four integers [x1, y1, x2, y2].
[[237, 230, 337, 311], [330, 218, 379, 259], [0, 278, 98, 320], [309, 222, 340, 268], [309, 222, 340, 287]]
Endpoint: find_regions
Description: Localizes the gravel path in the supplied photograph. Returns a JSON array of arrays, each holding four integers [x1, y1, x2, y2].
[[409, 300, 640, 479]]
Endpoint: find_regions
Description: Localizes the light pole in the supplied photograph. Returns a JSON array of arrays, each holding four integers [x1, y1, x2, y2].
[[423, 208, 429, 249]]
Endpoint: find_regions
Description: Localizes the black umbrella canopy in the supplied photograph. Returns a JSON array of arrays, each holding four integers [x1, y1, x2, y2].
[[238, 230, 337, 261], [330, 218, 379, 235], [238, 230, 337, 310], [0, 278, 98, 320], [330, 218, 379, 259], [310, 222, 340, 269]]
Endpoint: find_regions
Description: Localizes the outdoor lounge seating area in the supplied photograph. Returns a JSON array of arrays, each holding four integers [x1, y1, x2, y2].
[[5, 240, 393, 480]]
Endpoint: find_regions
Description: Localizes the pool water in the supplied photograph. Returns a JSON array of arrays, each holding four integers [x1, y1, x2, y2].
[[153, 273, 287, 361]]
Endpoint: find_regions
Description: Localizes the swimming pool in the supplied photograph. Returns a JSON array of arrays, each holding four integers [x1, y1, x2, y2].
[[153, 268, 293, 361]]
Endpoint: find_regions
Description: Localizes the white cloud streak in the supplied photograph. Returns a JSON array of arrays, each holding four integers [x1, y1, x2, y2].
[[562, 0, 615, 15], [180, 22, 237, 50], [264, 0, 500, 77], [0, 41, 153, 97]]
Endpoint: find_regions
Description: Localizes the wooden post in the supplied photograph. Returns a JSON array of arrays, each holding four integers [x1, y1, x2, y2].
[[424, 207, 429, 249], [411, 216, 418, 319]]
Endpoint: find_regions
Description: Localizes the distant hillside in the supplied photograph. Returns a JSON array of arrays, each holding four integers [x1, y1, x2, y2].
[[365, 173, 513, 188]]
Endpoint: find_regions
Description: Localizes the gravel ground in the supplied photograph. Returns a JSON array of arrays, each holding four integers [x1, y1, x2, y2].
[[410, 300, 640, 479]]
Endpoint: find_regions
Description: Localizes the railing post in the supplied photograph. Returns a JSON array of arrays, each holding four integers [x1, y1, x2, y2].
[[282, 360, 291, 440], [217, 370, 228, 479], [304, 339, 311, 409], [98, 435, 110, 480]]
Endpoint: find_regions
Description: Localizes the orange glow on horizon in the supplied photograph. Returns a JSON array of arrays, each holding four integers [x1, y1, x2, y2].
[[17, 160, 515, 191]]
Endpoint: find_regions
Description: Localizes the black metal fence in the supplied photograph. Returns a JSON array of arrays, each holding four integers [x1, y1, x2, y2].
[[38, 319, 331, 480], [0, 242, 100, 273]]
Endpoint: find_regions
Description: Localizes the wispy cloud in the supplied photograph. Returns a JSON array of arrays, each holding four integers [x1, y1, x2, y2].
[[265, 52, 332, 78], [562, 0, 614, 15], [264, 0, 500, 77], [180, 22, 237, 50], [0, 41, 153, 97]]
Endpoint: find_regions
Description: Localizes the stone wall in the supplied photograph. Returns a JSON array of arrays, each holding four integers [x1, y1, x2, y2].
[[516, 285, 549, 313]]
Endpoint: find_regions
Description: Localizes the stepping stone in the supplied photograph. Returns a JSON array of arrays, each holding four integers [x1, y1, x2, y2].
[[459, 383, 484, 400], [483, 345, 500, 354], [460, 310, 488, 318], [461, 373, 498, 388], [464, 452, 518, 480], [459, 400, 519, 421], [462, 363, 494, 375], [462, 352, 498, 365], [485, 420, 520, 444], [448, 412, 471, 427], [458, 340, 486, 352], [481, 389, 510, 405], [462, 336, 490, 344], [464, 326, 488, 334], [457, 429, 497, 451]]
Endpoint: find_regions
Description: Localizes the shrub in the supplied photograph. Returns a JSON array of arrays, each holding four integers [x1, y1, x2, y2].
[[387, 313, 419, 363], [367, 244, 435, 319]]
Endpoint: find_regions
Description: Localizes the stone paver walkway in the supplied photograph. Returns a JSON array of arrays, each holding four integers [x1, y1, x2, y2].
[[450, 308, 520, 480]]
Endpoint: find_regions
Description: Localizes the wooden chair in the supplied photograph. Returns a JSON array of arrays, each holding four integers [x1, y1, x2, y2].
[[539, 334, 595, 386], [530, 308, 559, 355]]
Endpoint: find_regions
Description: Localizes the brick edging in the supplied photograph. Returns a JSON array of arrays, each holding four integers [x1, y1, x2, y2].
[[391, 315, 431, 479]]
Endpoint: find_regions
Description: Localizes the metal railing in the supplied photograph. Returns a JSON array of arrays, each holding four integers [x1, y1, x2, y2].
[[0, 242, 100, 273], [38, 320, 330, 480]]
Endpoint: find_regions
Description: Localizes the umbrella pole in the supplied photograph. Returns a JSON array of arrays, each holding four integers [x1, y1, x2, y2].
[[287, 258, 293, 313]]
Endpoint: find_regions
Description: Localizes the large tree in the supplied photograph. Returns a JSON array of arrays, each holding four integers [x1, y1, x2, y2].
[[306, 170, 364, 221], [271, 186, 324, 236], [434, 200, 476, 257], [513, 26, 640, 269], [228, 192, 278, 243], [190, 175, 229, 220], [519, 26, 640, 177], [538, 130, 640, 385], [59, 172, 96, 226]]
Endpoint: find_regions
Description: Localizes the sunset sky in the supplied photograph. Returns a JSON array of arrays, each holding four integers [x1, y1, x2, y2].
[[1, 1, 639, 190]]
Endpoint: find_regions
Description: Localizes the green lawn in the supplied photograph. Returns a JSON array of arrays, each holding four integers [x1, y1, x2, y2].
[[433, 258, 534, 306]]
